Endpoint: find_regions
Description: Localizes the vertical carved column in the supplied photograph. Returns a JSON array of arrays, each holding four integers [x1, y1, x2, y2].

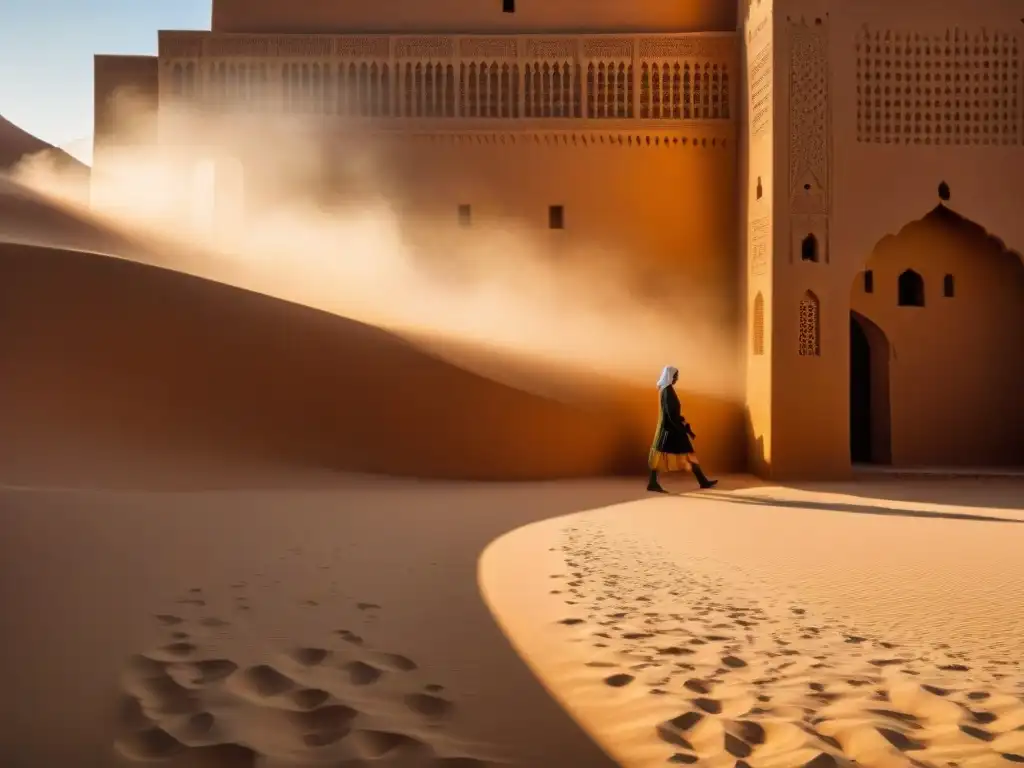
[[632, 38, 641, 121], [788, 18, 830, 263], [516, 38, 526, 118]]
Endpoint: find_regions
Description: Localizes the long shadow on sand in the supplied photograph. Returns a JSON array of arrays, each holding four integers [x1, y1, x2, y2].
[[0, 475, 645, 767], [791, 478, 1024, 511], [700, 490, 1024, 524]]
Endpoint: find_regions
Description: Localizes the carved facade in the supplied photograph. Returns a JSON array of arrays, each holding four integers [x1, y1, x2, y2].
[[158, 32, 737, 122], [94, 1, 1024, 480]]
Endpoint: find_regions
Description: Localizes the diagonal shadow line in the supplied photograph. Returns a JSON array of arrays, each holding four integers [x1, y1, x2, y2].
[[691, 492, 1024, 525]]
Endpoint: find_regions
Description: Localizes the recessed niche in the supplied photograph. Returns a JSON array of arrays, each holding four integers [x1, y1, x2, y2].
[[548, 205, 565, 230], [502, 0, 515, 12], [800, 233, 819, 263], [457, 204, 472, 227], [938, 181, 951, 202], [943, 274, 955, 297], [897, 269, 925, 307], [756, 176, 763, 200], [863, 270, 874, 293]]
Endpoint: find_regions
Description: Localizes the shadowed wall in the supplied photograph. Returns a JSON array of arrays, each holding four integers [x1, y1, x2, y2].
[[0, 242, 744, 487]]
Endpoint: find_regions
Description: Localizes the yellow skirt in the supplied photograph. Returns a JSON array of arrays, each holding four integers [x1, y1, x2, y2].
[[649, 451, 696, 472]]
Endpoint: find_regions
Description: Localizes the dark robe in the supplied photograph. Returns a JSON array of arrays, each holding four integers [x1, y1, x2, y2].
[[651, 385, 695, 455]]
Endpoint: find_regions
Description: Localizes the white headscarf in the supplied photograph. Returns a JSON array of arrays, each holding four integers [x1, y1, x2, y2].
[[656, 365, 678, 390]]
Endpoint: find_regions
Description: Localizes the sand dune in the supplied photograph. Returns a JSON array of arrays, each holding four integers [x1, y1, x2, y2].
[[0, 239, 656, 486], [0, 114, 89, 176], [481, 483, 1024, 768]]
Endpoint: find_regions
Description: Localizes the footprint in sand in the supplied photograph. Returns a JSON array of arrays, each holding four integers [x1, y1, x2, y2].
[[114, 584, 494, 766], [551, 524, 1024, 768]]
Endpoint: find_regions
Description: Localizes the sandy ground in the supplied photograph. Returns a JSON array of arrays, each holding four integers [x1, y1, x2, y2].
[[0, 469, 658, 768], [481, 479, 1024, 768]]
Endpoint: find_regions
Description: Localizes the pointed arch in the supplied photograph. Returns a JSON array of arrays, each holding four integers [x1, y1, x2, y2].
[[798, 290, 821, 356], [752, 292, 765, 356]]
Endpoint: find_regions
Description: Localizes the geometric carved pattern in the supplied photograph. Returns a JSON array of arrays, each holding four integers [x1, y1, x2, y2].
[[523, 62, 580, 117], [750, 216, 770, 276], [395, 133, 730, 148], [587, 62, 634, 118], [753, 292, 765, 356], [640, 63, 730, 119], [750, 43, 772, 138], [161, 33, 737, 125], [855, 28, 1021, 146], [798, 291, 821, 356], [789, 20, 829, 213]]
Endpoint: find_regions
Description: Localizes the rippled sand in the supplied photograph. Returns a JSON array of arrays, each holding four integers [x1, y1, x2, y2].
[[481, 481, 1024, 768]]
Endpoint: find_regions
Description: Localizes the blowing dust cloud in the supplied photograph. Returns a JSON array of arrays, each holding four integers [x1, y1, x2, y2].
[[11, 94, 740, 396]]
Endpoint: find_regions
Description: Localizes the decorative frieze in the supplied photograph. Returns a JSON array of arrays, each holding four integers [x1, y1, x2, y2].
[[460, 37, 517, 59], [583, 38, 633, 59], [639, 36, 734, 60], [525, 38, 578, 59], [158, 32, 204, 58], [336, 36, 390, 58], [395, 36, 454, 59]]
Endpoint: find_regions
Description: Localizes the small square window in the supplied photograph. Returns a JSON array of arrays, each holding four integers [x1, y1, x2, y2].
[[548, 205, 564, 230], [502, 0, 515, 12], [457, 204, 471, 227]]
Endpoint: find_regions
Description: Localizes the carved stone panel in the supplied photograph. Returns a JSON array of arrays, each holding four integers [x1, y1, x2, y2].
[[788, 20, 829, 214], [855, 27, 1021, 146], [525, 38, 578, 59], [639, 36, 733, 60], [749, 42, 772, 139], [395, 37, 455, 59], [460, 37, 517, 59], [750, 215, 770, 276], [583, 38, 633, 60], [159, 32, 204, 58], [336, 36, 390, 58], [275, 36, 334, 57]]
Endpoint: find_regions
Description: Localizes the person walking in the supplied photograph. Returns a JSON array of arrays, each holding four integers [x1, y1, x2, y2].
[[647, 365, 718, 492]]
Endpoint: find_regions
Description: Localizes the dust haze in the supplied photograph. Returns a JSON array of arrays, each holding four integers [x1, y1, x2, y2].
[[9, 91, 740, 396]]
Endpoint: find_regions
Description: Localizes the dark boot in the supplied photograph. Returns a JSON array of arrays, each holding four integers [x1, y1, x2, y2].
[[647, 470, 667, 493], [692, 463, 718, 489]]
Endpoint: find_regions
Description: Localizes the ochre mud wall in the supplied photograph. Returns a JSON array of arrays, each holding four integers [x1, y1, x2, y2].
[[0, 242, 744, 485]]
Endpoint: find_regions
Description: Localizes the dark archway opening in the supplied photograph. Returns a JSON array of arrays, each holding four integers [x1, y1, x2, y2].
[[850, 311, 892, 465], [897, 268, 924, 307]]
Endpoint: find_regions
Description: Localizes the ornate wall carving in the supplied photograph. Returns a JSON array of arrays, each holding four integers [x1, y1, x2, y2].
[[749, 216, 770, 276], [384, 132, 730, 148], [798, 291, 821, 356], [162, 32, 738, 125], [460, 38, 517, 59], [638, 36, 733, 60], [525, 38, 578, 59], [584, 38, 633, 59], [749, 43, 772, 138], [788, 19, 829, 214], [395, 37, 455, 59], [336, 37, 390, 58], [855, 27, 1021, 146], [159, 32, 204, 58]]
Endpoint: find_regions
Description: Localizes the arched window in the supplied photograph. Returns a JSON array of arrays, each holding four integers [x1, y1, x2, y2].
[[801, 233, 819, 263], [798, 291, 820, 356], [943, 274, 955, 297], [752, 292, 765, 356], [897, 269, 925, 307]]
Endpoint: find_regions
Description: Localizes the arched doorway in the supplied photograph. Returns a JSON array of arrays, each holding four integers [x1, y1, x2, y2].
[[852, 204, 1024, 467], [849, 311, 891, 465]]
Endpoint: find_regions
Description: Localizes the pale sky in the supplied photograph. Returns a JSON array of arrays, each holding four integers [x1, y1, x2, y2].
[[0, 0, 212, 165]]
